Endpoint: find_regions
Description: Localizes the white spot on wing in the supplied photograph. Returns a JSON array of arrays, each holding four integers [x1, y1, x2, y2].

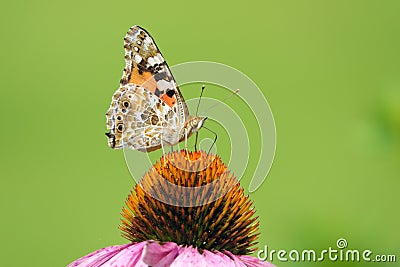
[[147, 57, 155, 66], [157, 80, 174, 91], [145, 36, 152, 44], [134, 54, 142, 63], [149, 95, 157, 106], [156, 54, 164, 63]]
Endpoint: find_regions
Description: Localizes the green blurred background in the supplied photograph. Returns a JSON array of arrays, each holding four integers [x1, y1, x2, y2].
[[1, 0, 399, 266]]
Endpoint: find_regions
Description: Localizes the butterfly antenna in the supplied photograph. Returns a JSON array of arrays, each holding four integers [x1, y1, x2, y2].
[[203, 126, 217, 154], [199, 89, 239, 115]]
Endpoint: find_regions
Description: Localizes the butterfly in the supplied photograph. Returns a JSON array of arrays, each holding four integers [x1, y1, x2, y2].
[[105, 25, 206, 152]]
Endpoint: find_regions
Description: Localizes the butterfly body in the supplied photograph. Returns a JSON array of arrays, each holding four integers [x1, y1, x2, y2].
[[106, 26, 205, 152]]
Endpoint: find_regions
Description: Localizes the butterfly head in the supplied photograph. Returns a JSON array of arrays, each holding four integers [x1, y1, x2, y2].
[[105, 132, 117, 148], [187, 116, 207, 134]]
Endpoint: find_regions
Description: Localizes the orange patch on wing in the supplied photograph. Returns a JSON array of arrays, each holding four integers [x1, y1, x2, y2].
[[129, 69, 176, 108], [161, 94, 176, 107], [129, 69, 157, 93]]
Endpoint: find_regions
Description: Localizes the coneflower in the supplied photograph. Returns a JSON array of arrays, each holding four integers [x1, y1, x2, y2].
[[68, 151, 275, 267]]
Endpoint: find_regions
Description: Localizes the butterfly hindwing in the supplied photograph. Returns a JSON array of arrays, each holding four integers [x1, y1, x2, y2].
[[106, 84, 182, 151]]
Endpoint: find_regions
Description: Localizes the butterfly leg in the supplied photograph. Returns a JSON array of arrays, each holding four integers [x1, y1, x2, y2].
[[203, 126, 217, 154], [185, 128, 190, 158], [160, 135, 167, 166], [194, 132, 199, 152], [194, 85, 205, 152], [161, 139, 165, 153]]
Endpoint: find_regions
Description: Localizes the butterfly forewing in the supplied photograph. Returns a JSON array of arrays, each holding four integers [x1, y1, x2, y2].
[[120, 25, 188, 123]]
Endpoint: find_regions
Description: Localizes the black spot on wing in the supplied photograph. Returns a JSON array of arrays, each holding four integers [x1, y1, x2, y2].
[[154, 88, 165, 97], [166, 90, 175, 97], [154, 72, 168, 81], [137, 58, 147, 74]]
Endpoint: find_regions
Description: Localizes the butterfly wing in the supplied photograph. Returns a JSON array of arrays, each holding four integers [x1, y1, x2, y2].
[[106, 84, 182, 151], [120, 25, 189, 124]]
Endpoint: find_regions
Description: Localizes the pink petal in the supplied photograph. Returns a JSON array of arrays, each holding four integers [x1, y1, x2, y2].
[[170, 246, 208, 267], [67, 242, 276, 267], [203, 250, 238, 267], [239, 255, 277, 267], [225, 251, 277, 267], [142, 241, 179, 267], [101, 242, 147, 267], [67, 242, 147, 267]]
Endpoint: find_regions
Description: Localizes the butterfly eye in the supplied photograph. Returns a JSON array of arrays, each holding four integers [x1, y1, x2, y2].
[[117, 124, 124, 132]]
